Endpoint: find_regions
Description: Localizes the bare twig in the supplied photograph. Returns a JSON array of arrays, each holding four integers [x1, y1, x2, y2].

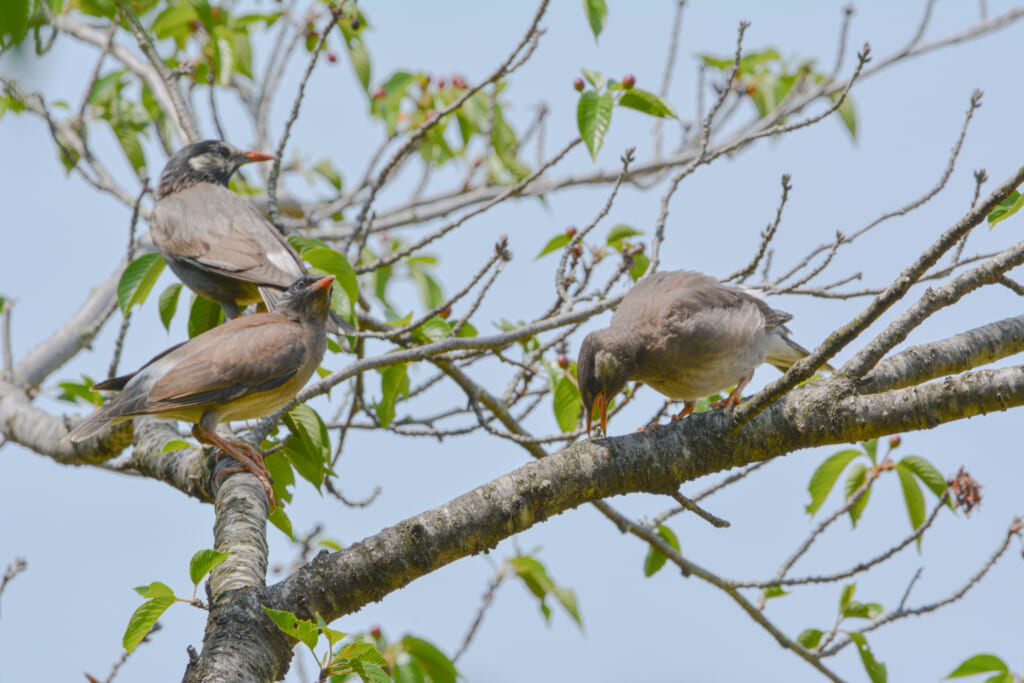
[[108, 181, 149, 379]]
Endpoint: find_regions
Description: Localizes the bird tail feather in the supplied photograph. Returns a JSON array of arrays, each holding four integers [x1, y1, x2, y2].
[[64, 408, 115, 443], [765, 333, 834, 373]]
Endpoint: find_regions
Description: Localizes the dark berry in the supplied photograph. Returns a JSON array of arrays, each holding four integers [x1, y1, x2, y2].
[[370, 626, 382, 639], [889, 435, 902, 449], [565, 226, 577, 237], [557, 354, 570, 369], [351, 17, 360, 30], [573, 77, 584, 92], [622, 74, 636, 89], [326, 52, 337, 63]]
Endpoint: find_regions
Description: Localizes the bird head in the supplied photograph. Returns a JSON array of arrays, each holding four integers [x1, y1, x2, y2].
[[277, 273, 337, 322], [577, 330, 634, 437], [157, 140, 275, 198]]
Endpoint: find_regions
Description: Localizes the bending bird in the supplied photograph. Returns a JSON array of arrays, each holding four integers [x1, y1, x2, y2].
[[65, 274, 336, 508], [150, 139, 355, 335], [577, 270, 832, 436]]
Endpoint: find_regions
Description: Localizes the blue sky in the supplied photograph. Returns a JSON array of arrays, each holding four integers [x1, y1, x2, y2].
[[2, 2, 1023, 681]]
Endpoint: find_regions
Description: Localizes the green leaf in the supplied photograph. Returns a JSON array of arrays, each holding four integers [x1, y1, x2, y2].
[[581, 67, 605, 91], [551, 587, 582, 627], [262, 606, 319, 651], [844, 462, 870, 526], [303, 247, 359, 308], [267, 506, 294, 540], [157, 439, 191, 455], [187, 295, 224, 338], [946, 654, 1008, 678], [577, 91, 613, 161], [58, 376, 104, 407], [352, 660, 390, 683], [536, 233, 572, 259], [629, 252, 649, 281], [847, 632, 888, 683], [899, 455, 949, 499], [158, 283, 182, 331], [553, 376, 582, 433], [188, 549, 229, 586], [117, 253, 166, 313], [833, 93, 857, 140], [264, 449, 296, 508], [618, 89, 677, 118], [843, 601, 883, 620], [401, 636, 458, 683], [282, 404, 330, 490], [0, 0, 31, 47], [347, 39, 372, 93], [315, 613, 347, 649], [375, 364, 410, 428], [806, 449, 860, 515], [896, 463, 926, 546], [287, 234, 329, 253], [136, 581, 175, 599], [861, 438, 878, 463], [988, 190, 1024, 227], [416, 317, 452, 343], [796, 628, 823, 649], [983, 674, 1016, 683], [839, 583, 856, 615], [123, 596, 174, 652], [583, 0, 607, 40], [410, 269, 445, 311], [643, 524, 680, 577], [606, 223, 644, 249], [762, 585, 790, 600]]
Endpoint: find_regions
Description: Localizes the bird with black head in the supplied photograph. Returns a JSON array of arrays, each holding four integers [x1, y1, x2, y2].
[[65, 273, 337, 509], [150, 139, 356, 335], [578, 270, 831, 436]]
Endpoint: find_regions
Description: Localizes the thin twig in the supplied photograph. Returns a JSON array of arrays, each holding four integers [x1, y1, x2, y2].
[[108, 180, 149, 379]]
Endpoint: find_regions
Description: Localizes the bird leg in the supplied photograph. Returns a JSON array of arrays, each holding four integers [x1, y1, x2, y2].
[[193, 424, 276, 510], [670, 401, 697, 421], [709, 375, 753, 412]]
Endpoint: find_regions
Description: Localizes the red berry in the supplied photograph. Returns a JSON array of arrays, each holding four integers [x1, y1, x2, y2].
[[326, 52, 337, 63], [372, 86, 386, 99], [370, 626, 382, 639], [452, 74, 468, 89], [622, 74, 636, 89], [440, 307, 452, 320], [438, 77, 446, 88], [565, 226, 577, 237], [889, 435, 902, 449], [472, 157, 482, 168], [573, 77, 585, 92], [557, 354, 569, 369]]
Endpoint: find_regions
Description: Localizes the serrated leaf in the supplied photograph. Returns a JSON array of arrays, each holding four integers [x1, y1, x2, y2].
[[899, 455, 949, 500], [158, 283, 182, 331], [282, 404, 330, 490], [606, 223, 644, 248], [117, 253, 166, 313], [402, 636, 458, 683], [188, 549, 229, 586], [158, 439, 191, 455], [376, 364, 409, 428], [861, 438, 878, 463], [806, 449, 860, 515], [352, 660, 390, 683], [581, 67, 605, 91], [302, 247, 359, 305], [946, 654, 1009, 678], [987, 190, 1024, 227], [536, 233, 572, 259], [264, 449, 295, 508], [848, 632, 888, 683], [262, 606, 319, 651], [315, 613, 346, 649], [138, 581, 174, 599], [839, 583, 856, 615], [643, 524, 680, 577], [553, 376, 582, 433], [896, 463, 926, 547], [187, 295, 224, 338], [844, 462, 870, 526], [123, 596, 174, 652], [577, 91, 613, 161], [796, 628, 823, 649], [583, 0, 607, 40], [618, 89, 677, 118]]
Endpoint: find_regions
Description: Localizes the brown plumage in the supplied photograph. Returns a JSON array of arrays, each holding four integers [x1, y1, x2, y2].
[[150, 139, 355, 335], [65, 274, 336, 507], [577, 270, 831, 436]]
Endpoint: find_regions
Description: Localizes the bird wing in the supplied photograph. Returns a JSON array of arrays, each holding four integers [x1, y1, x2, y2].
[[150, 184, 304, 289], [143, 314, 307, 410]]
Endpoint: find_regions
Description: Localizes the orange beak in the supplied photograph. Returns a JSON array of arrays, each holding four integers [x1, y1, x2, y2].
[[312, 274, 336, 290], [586, 390, 608, 438], [241, 150, 275, 164]]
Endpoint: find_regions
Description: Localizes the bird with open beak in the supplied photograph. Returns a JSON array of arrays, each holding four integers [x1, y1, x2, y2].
[[150, 139, 355, 335], [65, 273, 336, 509], [577, 270, 831, 437]]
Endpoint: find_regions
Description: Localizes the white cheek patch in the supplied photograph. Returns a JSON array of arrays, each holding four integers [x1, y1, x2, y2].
[[595, 350, 617, 382]]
